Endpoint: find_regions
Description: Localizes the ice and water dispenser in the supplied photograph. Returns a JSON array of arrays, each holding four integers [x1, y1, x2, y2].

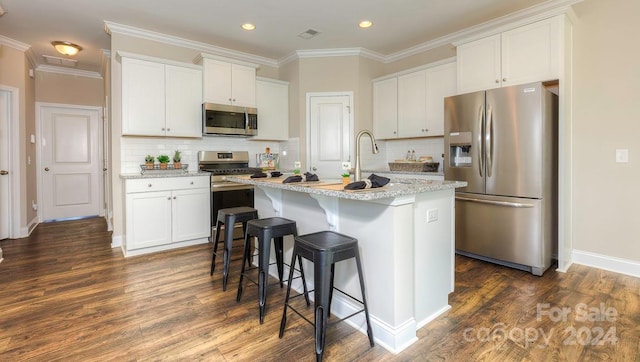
[[448, 132, 473, 167]]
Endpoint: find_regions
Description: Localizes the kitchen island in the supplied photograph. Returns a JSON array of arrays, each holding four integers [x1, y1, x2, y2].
[[226, 175, 466, 353]]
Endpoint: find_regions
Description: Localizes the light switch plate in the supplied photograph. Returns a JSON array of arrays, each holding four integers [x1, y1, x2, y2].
[[615, 149, 629, 163]]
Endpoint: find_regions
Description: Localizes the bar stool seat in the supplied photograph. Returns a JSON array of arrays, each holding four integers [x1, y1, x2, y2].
[[279, 230, 374, 361], [236, 217, 309, 324], [211, 207, 258, 291]]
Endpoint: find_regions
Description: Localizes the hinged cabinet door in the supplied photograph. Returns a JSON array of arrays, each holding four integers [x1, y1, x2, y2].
[[373, 77, 398, 139], [165, 65, 203, 137], [122, 58, 166, 136], [126, 190, 173, 250]]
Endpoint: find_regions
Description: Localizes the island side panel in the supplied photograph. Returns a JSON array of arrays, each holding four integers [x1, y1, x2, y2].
[[412, 189, 455, 328]]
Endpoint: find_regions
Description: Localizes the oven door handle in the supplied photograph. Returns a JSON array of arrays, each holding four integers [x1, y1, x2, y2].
[[212, 184, 254, 192]]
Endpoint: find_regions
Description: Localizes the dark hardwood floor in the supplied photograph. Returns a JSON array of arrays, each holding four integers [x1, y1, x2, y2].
[[0, 218, 638, 361]]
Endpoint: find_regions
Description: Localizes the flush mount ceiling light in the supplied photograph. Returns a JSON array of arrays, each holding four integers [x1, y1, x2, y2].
[[358, 20, 373, 28], [241, 23, 255, 31], [51, 41, 82, 56]]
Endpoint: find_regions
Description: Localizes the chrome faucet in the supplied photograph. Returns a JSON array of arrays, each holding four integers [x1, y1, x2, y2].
[[354, 129, 379, 181]]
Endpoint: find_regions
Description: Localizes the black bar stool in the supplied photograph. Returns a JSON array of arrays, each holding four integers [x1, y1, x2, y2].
[[279, 230, 374, 362], [211, 207, 258, 291], [237, 217, 309, 324]]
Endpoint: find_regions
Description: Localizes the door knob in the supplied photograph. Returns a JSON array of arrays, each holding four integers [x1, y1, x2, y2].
[[0, 170, 8, 175], [44, 167, 50, 171], [312, 167, 317, 171]]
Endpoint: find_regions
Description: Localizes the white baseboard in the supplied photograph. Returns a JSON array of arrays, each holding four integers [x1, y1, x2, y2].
[[572, 249, 640, 278], [111, 234, 122, 248]]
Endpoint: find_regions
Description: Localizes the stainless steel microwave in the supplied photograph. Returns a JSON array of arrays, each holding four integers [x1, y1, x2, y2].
[[202, 103, 257, 136]]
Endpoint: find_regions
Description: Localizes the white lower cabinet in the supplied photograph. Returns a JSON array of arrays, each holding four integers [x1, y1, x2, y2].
[[124, 176, 210, 256]]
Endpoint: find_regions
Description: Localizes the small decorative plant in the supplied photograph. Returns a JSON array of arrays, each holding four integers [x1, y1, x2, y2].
[[157, 154, 170, 169], [173, 150, 182, 169], [341, 172, 351, 185], [145, 155, 155, 170]]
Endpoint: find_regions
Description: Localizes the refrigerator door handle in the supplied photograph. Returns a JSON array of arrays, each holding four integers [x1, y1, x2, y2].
[[477, 105, 484, 177], [486, 107, 494, 178], [456, 195, 535, 208]]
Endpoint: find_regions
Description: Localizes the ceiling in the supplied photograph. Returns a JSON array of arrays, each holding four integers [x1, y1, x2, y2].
[[0, 0, 555, 75]]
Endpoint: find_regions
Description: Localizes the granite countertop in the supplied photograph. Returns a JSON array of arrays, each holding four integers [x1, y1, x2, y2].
[[120, 171, 211, 179], [225, 175, 466, 201], [362, 169, 445, 177]]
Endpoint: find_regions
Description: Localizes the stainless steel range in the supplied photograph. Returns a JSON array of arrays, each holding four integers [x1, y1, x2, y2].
[[198, 151, 260, 227]]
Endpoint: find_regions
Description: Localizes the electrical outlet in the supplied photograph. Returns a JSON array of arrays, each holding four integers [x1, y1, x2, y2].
[[615, 149, 629, 163], [427, 209, 438, 223]]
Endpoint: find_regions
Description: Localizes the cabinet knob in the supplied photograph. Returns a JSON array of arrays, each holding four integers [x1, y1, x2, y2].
[[167, 128, 171, 131], [190, 181, 194, 185], [393, 131, 397, 134], [167, 197, 171, 200], [495, 79, 500, 83], [173, 196, 177, 199], [228, 98, 232, 102], [148, 184, 152, 187], [503, 78, 507, 82], [161, 128, 166, 131]]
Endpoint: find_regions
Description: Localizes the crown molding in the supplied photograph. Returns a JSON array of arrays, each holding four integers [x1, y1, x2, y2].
[[278, 47, 386, 66], [104, 21, 278, 69], [100, 49, 111, 76], [277, 0, 580, 66], [450, 0, 583, 46], [36, 64, 103, 79], [0, 35, 30, 51]]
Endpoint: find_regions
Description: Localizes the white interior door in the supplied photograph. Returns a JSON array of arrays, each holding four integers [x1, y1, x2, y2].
[[0, 90, 10, 239], [308, 94, 353, 179], [40, 105, 101, 221]]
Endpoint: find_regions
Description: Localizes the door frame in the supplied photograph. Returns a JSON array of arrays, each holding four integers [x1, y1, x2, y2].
[[36, 102, 104, 222], [0, 85, 21, 239], [305, 92, 354, 173]]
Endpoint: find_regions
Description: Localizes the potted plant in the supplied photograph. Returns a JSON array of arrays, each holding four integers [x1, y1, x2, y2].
[[173, 150, 182, 169], [157, 154, 170, 170], [145, 155, 155, 170], [342, 172, 351, 185]]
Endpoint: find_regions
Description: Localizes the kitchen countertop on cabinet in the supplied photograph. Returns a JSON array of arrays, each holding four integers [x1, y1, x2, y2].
[[225, 174, 464, 201], [362, 169, 445, 177], [120, 171, 211, 179]]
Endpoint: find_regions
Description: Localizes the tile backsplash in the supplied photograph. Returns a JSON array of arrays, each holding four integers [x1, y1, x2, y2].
[[120, 136, 280, 173], [120, 135, 445, 174]]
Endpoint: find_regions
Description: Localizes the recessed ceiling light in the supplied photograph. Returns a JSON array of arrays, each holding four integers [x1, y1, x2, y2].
[[359, 20, 373, 28], [242, 23, 255, 31]]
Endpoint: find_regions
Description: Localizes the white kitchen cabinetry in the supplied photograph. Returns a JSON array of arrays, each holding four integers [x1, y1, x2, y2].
[[373, 77, 398, 139], [373, 60, 456, 139], [425, 62, 457, 136], [124, 176, 210, 256], [457, 16, 562, 94], [121, 56, 202, 137], [200, 57, 257, 107], [397, 70, 427, 138], [254, 78, 289, 141]]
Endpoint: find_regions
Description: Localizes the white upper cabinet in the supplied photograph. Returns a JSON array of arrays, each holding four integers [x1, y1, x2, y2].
[[425, 62, 457, 136], [201, 57, 257, 107], [121, 55, 202, 138], [373, 77, 398, 139], [398, 70, 427, 138], [165, 65, 204, 137], [457, 34, 502, 93], [373, 60, 456, 139], [254, 78, 289, 141], [457, 16, 562, 94]]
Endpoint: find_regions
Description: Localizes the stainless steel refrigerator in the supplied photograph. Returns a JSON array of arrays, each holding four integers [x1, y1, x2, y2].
[[444, 81, 557, 276]]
